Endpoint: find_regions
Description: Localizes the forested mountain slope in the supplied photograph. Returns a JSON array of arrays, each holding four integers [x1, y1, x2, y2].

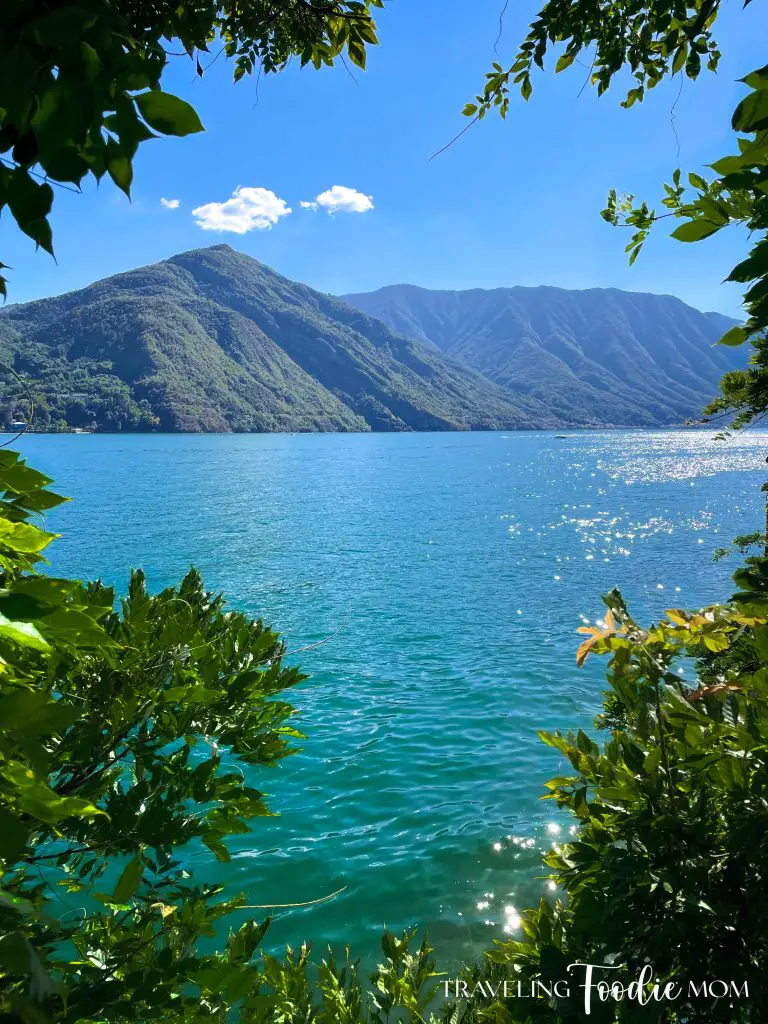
[[0, 246, 555, 433], [342, 283, 744, 426]]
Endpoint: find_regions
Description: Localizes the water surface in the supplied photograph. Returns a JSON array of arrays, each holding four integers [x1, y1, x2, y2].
[[19, 429, 768, 966]]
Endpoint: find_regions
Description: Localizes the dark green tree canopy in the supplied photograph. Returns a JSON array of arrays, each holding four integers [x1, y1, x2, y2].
[[0, 0, 382, 296]]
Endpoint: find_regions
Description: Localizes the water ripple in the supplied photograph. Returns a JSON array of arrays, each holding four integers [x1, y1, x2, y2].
[[20, 428, 768, 968]]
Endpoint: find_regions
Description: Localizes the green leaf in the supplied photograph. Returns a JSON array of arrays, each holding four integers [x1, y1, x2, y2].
[[203, 836, 231, 863], [228, 917, 271, 963], [717, 326, 747, 347], [741, 64, 768, 90], [113, 854, 144, 903], [347, 39, 366, 70], [0, 806, 30, 861], [13, 488, 68, 513], [38, 612, 113, 648], [0, 518, 58, 553], [698, 196, 730, 224], [0, 761, 106, 823], [732, 89, 768, 133], [103, 105, 155, 155], [672, 45, 688, 74], [6, 170, 52, 224], [106, 141, 133, 196], [10, 577, 79, 603], [0, 462, 53, 494], [117, 52, 163, 91], [671, 218, 723, 242], [134, 91, 204, 137], [5, 171, 54, 255], [0, 688, 78, 733], [0, 931, 49, 995], [709, 155, 745, 175], [727, 241, 768, 283], [0, 614, 51, 652]]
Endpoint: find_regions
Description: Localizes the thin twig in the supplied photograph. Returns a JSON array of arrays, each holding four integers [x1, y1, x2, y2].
[[721, 409, 768, 439], [278, 610, 350, 661], [577, 56, 596, 98], [0, 359, 34, 448], [0, 156, 82, 195], [202, 44, 226, 73], [494, 0, 510, 53], [670, 75, 684, 161], [339, 52, 358, 84], [240, 884, 347, 909], [429, 114, 480, 162]]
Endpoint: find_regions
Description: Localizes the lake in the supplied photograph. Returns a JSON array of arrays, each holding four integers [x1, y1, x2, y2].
[[17, 429, 768, 969]]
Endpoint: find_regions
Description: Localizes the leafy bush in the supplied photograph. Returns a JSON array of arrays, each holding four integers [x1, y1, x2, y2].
[[0, 449, 308, 1020], [0, 449, 451, 1023], [442, 576, 764, 1023]]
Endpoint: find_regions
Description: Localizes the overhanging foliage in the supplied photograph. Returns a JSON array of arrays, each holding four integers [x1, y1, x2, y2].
[[0, 0, 383, 297]]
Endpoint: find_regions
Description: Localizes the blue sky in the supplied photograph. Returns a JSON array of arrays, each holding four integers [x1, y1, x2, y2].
[[3, 0, 767, 314]]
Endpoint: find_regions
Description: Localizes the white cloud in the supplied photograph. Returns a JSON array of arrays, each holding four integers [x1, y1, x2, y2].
[[160, 197, 180, 209], [192, 186, 292, 234], [300, 200, 319, 211], [307, 185, 373, 215]]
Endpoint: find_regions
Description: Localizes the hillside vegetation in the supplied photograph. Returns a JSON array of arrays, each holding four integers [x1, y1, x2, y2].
[[343, 283, 745, 427], [0, 247, 552, 433], [0, 247, 745, 433]]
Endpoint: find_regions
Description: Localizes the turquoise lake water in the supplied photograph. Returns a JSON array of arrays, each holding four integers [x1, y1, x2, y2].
[[17, 429, 768, 969]]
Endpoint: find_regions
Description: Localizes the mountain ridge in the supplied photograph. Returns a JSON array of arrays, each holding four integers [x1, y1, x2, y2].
[[0, 246, 557, 433], [341, 282, 743, 428], [0, 246, 743, 433]]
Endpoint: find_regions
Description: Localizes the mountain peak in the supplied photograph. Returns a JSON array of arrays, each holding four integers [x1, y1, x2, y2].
[[0, 249, 547, 434], [167, 243, 243, 262]]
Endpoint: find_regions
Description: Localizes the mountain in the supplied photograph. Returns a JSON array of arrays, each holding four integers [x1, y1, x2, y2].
[[0, 247, 558, 433], [341, 284, 744, 427]]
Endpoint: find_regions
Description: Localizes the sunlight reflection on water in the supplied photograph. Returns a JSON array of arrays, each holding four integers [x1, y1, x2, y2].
[[18, 429, 768, 968]]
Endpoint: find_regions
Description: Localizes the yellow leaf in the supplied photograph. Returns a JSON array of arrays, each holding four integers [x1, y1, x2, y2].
[[665, 609, 688, 626], [576, 637, 596, 667], [150, 902, 177, 919]]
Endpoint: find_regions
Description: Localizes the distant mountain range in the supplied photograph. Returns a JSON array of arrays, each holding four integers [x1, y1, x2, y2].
[[342, 284, 743, 428], [0, 245, 742, 433]]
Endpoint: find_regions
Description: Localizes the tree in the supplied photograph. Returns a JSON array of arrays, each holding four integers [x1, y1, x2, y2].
[[0, 0, 383, 298], [0, 449, 303, 1019], [442, 584, 768, 1023]]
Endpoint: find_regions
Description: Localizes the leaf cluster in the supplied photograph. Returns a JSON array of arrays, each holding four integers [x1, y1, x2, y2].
[[598, 65, 768, 432], [0, 449, 452, 1024], [449, 579, 768, 1023], [0, 0, 383, 297], [468, 0, 767, 435], [0, 448, 314, 1021], [465, 0, 722, 122]]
